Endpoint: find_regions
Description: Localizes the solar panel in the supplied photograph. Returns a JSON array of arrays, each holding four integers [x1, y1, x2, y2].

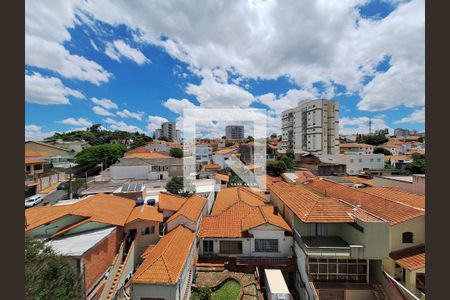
[[135, 183, 143, 191], [121, 184, 130, 192]]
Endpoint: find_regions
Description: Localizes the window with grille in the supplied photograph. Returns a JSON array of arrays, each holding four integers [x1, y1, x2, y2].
[[402, 232, 414, 243], [255, 239, 278, 252]]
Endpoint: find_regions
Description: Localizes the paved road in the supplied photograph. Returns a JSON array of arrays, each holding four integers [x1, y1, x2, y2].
[[41, 190, 67, 206]]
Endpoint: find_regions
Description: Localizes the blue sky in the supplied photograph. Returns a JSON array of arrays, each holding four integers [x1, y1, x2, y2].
[[25, 0, 424, 140]]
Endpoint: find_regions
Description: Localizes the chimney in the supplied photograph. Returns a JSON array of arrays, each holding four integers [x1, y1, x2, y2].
[[273, 206, 278, 215]]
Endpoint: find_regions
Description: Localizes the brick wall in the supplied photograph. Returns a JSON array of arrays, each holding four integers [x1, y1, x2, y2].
[[82, 227, 124, 294]]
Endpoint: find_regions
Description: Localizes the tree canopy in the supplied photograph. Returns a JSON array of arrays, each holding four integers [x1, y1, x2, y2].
[[165, 176, 196, 197], [355, 133, 388, 146], [405, 154, 425, 174], [169, 147, 183, 158], [44, 124, 152, 147], [25, 238, 81, 300], [75, 143, 127, 167], [266, 160, 287, 176], [373, 147, 392, 155]]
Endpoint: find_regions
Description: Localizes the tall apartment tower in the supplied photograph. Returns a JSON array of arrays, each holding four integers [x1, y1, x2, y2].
[[155, 122, 177, 141], [225, 125, 245, 139], [281, 99, 339, 155]]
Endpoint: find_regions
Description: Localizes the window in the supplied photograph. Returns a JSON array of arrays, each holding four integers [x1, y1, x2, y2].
[[141, 226, 155, 235], [219, 241, 242, 254], [34, 164, 43, 170], [26, 165, 31, 172], [377, 158, 381, 162], [255, 239, 278, 252], [402, 232, 414, 243], [203, 240, 214, 253]]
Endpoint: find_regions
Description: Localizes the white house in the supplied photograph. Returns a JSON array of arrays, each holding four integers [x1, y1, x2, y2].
[[165, 194, 208, 233], [379, 141, 411, 155], [339, 143, 374, 154], [212, 146, 238, 169], [195, 144, 213, 164], [318, 153, 385, 175], [198, 187, 293, 257]]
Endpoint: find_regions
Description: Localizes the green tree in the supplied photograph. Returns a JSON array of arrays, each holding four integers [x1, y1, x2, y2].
[[270, 133, 278, 139], [286, 149, 295, 160], [281, 156, 296, 170], [266, 160, 287, 176], [159, 135, 169, 142], [169, 147, 183, 158], [88, 124, 102, 132], [63, 179, 86, 199], [165, 176, 196, 197], [75, 144, 127, 166], [246, 136, 254, 142], [405, 154, 425, 174], [221, 136, 226, 139], [225, 141, 234, 147], [191, 287, 212, 300], [373, 147, 392, 155], [25, 238, 81, 300]]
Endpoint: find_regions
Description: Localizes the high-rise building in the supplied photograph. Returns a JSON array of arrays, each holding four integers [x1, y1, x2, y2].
[[225, 125, 244, 140], [394, 128, 410, 137], [281, 99, 339, 155], [155, 122, 177, 141]]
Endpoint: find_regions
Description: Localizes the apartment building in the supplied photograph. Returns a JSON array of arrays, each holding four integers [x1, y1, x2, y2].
[[195, 143, 213, 164], [225, 125, 245, 139], [395, 128, 410, 137], [154, 122, 178, 141], [318, 153, 385, 175], [281, 100, 339, 155]]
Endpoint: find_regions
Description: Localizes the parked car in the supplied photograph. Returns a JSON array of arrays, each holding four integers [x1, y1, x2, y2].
[[56, 182, 67, 190], [25, 195, 44, 208]]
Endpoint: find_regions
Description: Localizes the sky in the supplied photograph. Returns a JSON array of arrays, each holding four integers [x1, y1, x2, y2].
[[25, 0, 424, 140]]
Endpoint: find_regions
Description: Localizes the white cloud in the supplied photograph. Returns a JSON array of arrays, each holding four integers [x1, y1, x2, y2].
[[58, 117, 92, 127], [103, 118, 143, 132], [92, 106, 115, 116], [340, 116, 390, 135], [117, 109, 144, 121], [25, 124, 55, 141], [395, 107, 425, 124], [90, 39, 99, 51], [147, 115, 169, 132], [163, 98, 197, 114], [25, 72, 84, 105], [77, 0, 423, 110], [256, 89, 318, 115], [25, 0, 111, 85], [91, 97, 118, 110], [105, 40, 150, 65]]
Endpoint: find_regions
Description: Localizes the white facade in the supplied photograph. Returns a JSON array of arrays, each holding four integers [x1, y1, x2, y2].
[[110, 165, 169, 180], [199, 224, 293, 257], [318, 154, 385, 175], [145, 142, 172, 153], [212, 152, 233, 169], [196, 144, 212, 163], [281, 100, 339, 155]]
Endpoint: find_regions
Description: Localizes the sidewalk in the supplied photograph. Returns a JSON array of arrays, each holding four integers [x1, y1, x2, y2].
[[39, 182, 61, 194]]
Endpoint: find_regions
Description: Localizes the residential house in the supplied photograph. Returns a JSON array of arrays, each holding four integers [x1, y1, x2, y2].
[[195, 143, 213, 164], [379, 141, 410, 156], [157, 192, 187, 219], [47, 139, 90, 153], [130, 225, 197, 300], [25, 193, 164, 299], [318, 153, 385, 175], [109, 152, 183, 180], [293, 179, 425, 299], [339, 143, 374, 154], [385, 155, 414, 168], [144, 140, 182, 153], [198, 187, 293, 258], [165, 194, 207, 233], [25, 141, 76, 162], [212, 146, 238, 169], [373, 175, 425, 195]]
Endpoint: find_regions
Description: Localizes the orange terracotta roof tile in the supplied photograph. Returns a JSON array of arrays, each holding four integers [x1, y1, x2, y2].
[[390, 244, 425, 271], [25, 159, 46, 165], [166, 194, 207, 223], [203, 164, 221, 170], [270, 181, 365, 223], [381, 141, 406, 148], [304, 179, 424, 225], [341, 176, 373, 186], [141, 244, 156, 259], [385, 155, 413, 161], [362, 187, 424, 210], [339, 143, 373, 148], [124, 152, 172, 159], [124, 147, 154, 156], [158, 192, 187, 212], [25, 194, 138, 232], [213, 147, 237, 154], [25, 151, 56, 158], [132, 226, 195, 285], [295, 170, 317, 184], [406, 150, 425, 156], [211, 187, 266, 215], [127, 205, 163, 223], [215, 173, 230, 182]]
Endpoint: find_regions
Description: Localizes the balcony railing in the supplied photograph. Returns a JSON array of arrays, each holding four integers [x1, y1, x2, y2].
[[294, 230, 364, 258]]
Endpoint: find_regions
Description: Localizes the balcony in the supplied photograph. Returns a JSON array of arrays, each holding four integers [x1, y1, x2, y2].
[[295, 233, 364, 258]]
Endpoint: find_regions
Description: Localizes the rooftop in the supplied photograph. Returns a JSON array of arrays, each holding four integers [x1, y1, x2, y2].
[[46, 227, 116, 257], [339, 143, 373, 148], [390, 244, 425, 271], [127, 205, 163, 223], [131, 225, 195, 285], [25, 151, 56, 158], [158, 192, 187, 212], [166, 194, 207, 223]]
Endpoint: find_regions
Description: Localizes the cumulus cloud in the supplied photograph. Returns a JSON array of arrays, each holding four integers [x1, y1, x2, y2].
[[395, 107, 425, 124], [92, 106, 115, 116], [25, 124, 55, 141], [58, 117, 92, 127], [103, 118, 143, 132], [256, 89, 318, 115], [163, 98, 197, 114], [147, 115, 169, 132], [105, 40, 150, 65], [25, 0, 111, 85], [25, 72, 84, 105], [117, 109, 144, 121], [91, 97, 118, 110], [340, 116, 390, 135], [75, 0, 423, 111]]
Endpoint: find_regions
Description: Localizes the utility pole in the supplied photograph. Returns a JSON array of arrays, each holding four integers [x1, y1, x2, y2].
[[69, 164, 73, 200], [85, 171, 88, 189], [368, 118, 372, 135]]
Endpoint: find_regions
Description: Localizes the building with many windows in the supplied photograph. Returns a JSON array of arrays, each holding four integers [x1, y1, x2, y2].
[[225, 125, 245, 140], [281, 100, 339, 155]]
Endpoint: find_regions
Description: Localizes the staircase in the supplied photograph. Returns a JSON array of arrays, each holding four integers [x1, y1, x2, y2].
[[106, 262, 125, 300]]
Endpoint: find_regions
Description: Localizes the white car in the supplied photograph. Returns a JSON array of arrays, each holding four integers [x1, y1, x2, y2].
[[25, 195, 44, 208]]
